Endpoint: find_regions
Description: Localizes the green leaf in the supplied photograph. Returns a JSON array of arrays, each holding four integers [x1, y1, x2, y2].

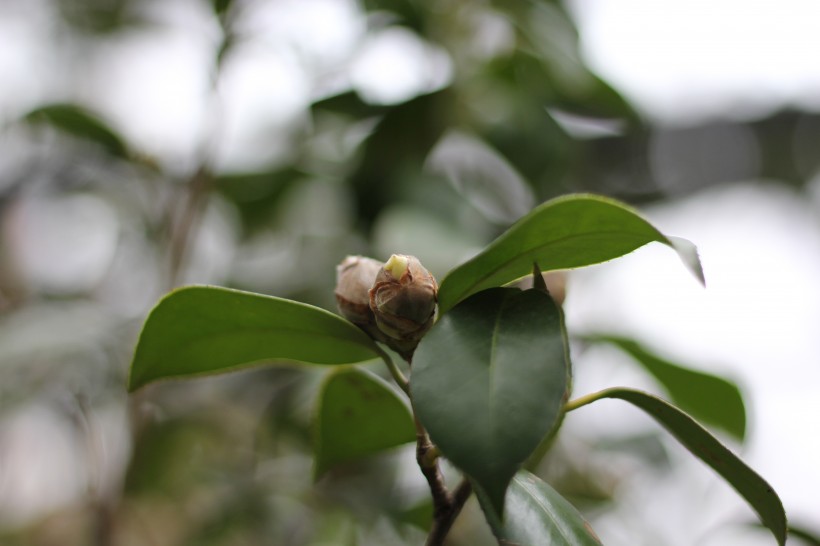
[[426, 130, 535, 224], [24, 103, 129, 158], [588, 335, 746, 441], [360, 0, 426, 32], [786, 524, 820, 546], [212, 0, 232, 15], [567, 388, 787, 546], [314, 367, 415, 478], [412, 287, 569, 518], [395, 501, 434, 532], [482, 470, 602, 545], [437, 194, 705, 314], [128, 286, 381, 391]]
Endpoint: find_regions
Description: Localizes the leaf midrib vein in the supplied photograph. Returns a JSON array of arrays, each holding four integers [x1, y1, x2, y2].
[[486, 301, 505, 449]]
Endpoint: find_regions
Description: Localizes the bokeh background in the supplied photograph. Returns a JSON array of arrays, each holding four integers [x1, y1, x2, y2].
[[1, 0, 819, 544]]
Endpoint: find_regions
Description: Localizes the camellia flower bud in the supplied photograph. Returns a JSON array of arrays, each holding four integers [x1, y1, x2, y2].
[[369, 254, 438, 358], [335, 255, 387, 342]]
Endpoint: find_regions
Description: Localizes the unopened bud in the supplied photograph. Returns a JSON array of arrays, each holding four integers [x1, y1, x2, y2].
[[335, 256, 383, 331], [370, 254, 438, 358]]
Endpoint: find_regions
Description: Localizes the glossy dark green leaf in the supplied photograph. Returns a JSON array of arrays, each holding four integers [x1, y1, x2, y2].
[[412, 287, 569, 518], [314, 367, 415, 478], [568, 388, 786, 546], [589, 335, 746, 441], [128, 286, 381, 391], [24, 103, 129, 158], [437, 194, 705, 314], [486, 470, 602, 545]]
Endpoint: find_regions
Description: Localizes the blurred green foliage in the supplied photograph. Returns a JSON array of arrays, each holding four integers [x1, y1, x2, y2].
[[0, 0, 813, 544]]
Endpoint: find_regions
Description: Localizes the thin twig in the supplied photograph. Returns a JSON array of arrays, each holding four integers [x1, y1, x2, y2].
[[425, 478, 473, 546], [378, 348, 410, 395], [415, 416, 452, 517], [168, 165, 212, 284], [166, 34, 228, 286], [415, 414, 476, 546]]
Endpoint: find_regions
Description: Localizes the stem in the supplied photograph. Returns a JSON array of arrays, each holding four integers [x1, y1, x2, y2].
[[377, 348, 410, 395], [415, 416, 451, 516], [426, 478, 473, 546], [167, 31, 228, 286], [414, 414, 474, 546], [563, 391, 607, 413], [403, 356, 473, 544], [168, 165, 212, 285]]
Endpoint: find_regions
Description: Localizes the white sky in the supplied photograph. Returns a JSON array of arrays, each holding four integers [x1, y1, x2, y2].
[[562, 2, 820, 541], [569, 0, 820, 124], [564, 183, 820, 544]]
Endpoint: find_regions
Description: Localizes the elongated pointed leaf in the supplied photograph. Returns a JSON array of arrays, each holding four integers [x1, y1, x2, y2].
[[412, 287, 569, 518], [785, 524, 820, 546], [569, 388, 786, 546], [212, 0, 232, 15], [25, 103, 129, 158], [482, 470, 602, 545], [438, 194, 704, 313], [129, 286, 381, 391], [314, 367, 415, 478], [589, 335, 746, 441]]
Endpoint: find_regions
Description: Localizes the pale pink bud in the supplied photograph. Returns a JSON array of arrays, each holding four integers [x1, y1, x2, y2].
[[335, 256, 386, 342]]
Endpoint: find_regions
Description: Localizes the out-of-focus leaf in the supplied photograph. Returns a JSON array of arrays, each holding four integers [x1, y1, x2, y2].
[[124, 417, 222, 495], [360, 0, 426, 32], [555, 74, 640, 123], [314, 367, 415, 478], [128, 286, 380, 391], [311, 90, 387, 119], [516, 3, 637, 120], [395, 500, 433, 532], [24, 103, 129, 158], [214, 168, 302, 232], [426, 130, 535, 224], [568, 388, 787, 546], [786, 524, 820, 545], [413, 287, 569, 518], [477, 49, 572, 193], [438, 194, 705, 314], [181, 485, 268, 546], [480, 470, 602, 545], [212, 0, 232, 16], [58, 0, 146, 34], [350, 90, 452, 227], [588, 335, 746, 441], [595, 432, 670, 469], [306, 510, 358, 546]]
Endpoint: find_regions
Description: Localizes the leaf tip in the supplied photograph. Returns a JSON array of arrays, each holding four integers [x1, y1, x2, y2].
[[126, 370, 146, 393], [531, 262, 549, 294], [667, 236, 706, 286]]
